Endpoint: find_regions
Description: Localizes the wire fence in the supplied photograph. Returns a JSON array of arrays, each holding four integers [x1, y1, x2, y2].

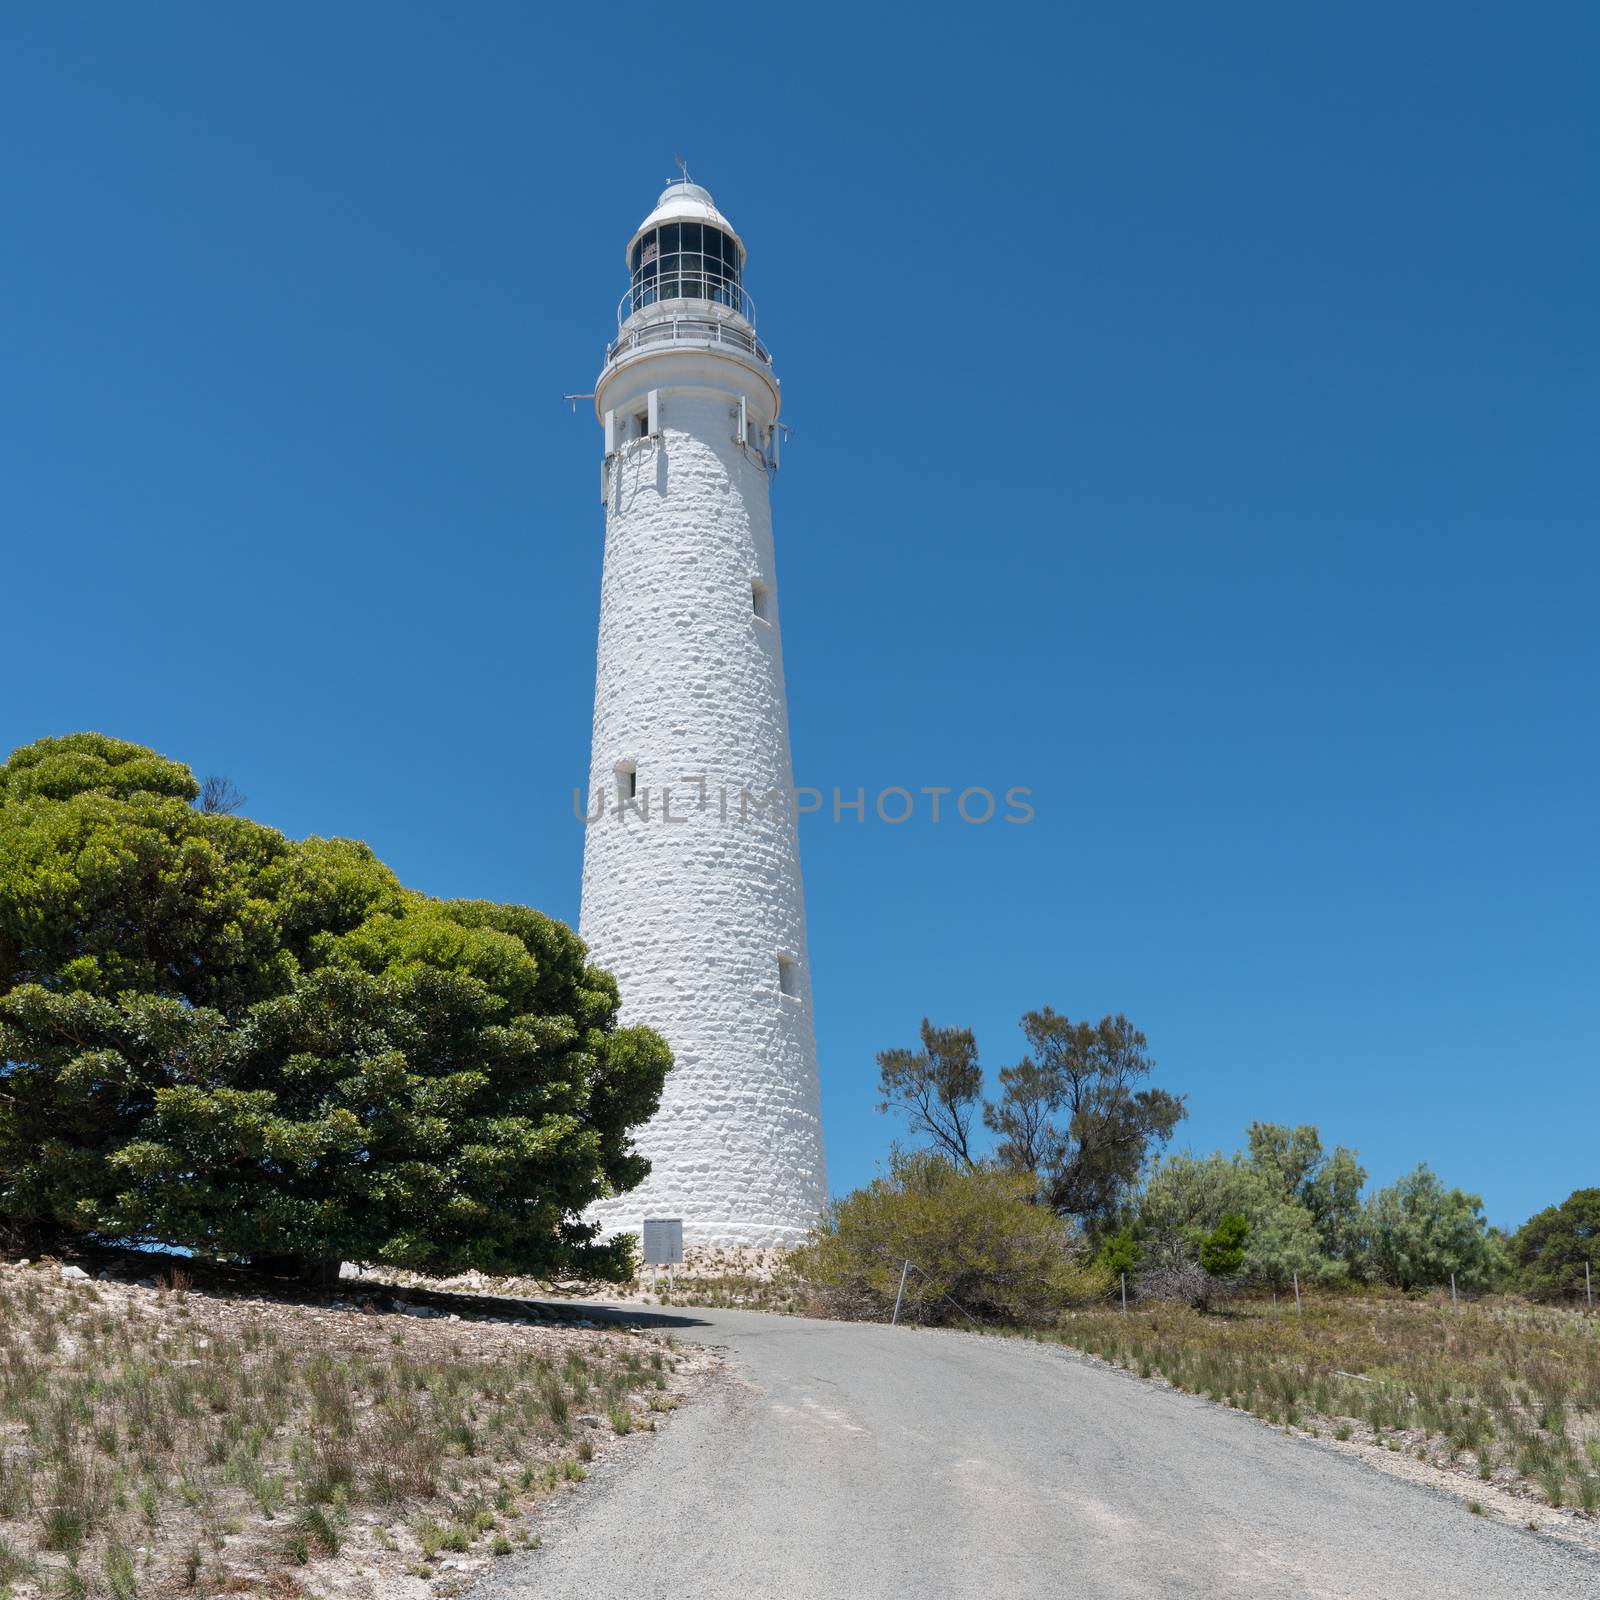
[[884, 1257, 1597, 1330], [887, 1257, 986, 1330]]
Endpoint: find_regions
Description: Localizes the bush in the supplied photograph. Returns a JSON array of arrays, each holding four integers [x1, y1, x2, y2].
[[1135, 1242, 1225, 1311], [1199, 1213, 1249, 1277], [1093, 1226, 1142, 1280], [0, 733, 671, 1281], [790, 1152, 1109, 1326]]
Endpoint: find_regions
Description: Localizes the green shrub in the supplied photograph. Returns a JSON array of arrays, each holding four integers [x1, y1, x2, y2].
[[790, 1151, 1109, 1326], [1093, 1227, 1142, 1279], [1200, 1214, 1249, 1278]]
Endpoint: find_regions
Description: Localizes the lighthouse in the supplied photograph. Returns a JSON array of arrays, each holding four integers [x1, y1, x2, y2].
[[579, 177, 828, 1247]]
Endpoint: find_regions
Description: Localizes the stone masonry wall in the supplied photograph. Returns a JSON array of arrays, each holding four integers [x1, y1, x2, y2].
[[580, 380, 828, 1247]]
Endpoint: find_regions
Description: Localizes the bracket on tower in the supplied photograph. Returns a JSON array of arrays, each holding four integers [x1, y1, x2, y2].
[[563, 392, 595, 413]]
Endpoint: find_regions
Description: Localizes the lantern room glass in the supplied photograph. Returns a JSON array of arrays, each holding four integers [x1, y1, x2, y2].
[[628, 224, 743, 315]]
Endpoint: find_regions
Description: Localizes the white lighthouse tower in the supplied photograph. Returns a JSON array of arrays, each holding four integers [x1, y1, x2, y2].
[[579, 177, 827, 1247]]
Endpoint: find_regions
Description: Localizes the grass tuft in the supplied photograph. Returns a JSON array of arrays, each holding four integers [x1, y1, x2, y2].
[[1043, 1291, 1600, 1524], [0, 1258, 684, 1595]]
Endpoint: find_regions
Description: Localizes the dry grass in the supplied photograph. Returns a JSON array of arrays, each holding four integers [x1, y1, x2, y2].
[[1042, 1292, 1600, 1525], [354, 1247, 807, 1315], [642, 1250, 807, 1314], [0, 1258, 700, 1599]]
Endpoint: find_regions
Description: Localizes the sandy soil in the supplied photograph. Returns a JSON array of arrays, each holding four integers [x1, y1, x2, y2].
[[0, 1254, 721, 1598]]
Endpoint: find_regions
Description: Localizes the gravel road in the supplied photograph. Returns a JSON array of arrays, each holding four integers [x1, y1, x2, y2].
[[470, 1303, 1599, 1599]]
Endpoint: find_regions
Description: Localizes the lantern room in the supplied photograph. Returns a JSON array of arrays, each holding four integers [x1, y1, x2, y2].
[[621, 180, 752, 324]]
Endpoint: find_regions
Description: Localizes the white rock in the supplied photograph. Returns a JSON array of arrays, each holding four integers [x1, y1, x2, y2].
[[58, 1265, 90, 1280]]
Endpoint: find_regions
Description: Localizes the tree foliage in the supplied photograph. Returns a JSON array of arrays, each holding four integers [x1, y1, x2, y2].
[[1510, 1188, 1600, 1303], [1094, 1225, 1141, 1281], [985, 1010, 1186, 1226], [874, 1019, 983, 1169], [790, 1151, 1108, 1326], [1246, 1122, 1367, 1264], [876, 1009, 1186, 1233], [1360, 1165, 1502, 1292], [0, 733, 671, 1281], [1138, 1150, 1340, 1290]]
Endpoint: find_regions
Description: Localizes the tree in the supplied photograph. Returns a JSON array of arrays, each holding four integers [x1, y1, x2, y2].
[[1241, 1197, 1332, 1290], [1138, 1150, 1340, 1289], [983, 1054, 1064, 1176], [0, 733, 671, 1281], [1361, 1165, 1502, 1292], [1304, 1146, 1368, 1265], [1245, 1122, 1368, 1268], [875, 1019, 983, 1169], [199, 774, 246, 815], [1246, 1122, 1324, 1197], [1510, 1188, 1600, 1303], [984, 1010, 1186, 1227]]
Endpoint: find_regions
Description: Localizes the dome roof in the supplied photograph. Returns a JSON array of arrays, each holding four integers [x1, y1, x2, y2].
[[625, 180, 746, 267]]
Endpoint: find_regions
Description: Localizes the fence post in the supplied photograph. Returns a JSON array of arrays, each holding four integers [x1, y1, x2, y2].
[[1587, 1260, 1593, 1312], [891, 1259, 911, 1327], [1451, 1272, 1457, 1306], [1293, 1271, 1301, 1316], [1121, 1273, 1128, 1317]]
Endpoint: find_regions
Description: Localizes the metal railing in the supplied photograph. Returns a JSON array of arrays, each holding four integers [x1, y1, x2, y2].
[[605, 312, 772, 369], [622, 257, 754, 326]]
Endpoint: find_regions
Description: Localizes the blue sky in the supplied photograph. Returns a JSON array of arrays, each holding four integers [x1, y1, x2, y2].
[[3, 4, 1594, 1230]]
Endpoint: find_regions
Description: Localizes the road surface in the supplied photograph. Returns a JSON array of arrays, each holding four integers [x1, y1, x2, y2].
[[470, 1303, 1599, 1599]]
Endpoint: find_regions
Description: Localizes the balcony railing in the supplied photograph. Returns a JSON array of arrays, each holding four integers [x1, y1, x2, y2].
[[606, 307, 772, 369]]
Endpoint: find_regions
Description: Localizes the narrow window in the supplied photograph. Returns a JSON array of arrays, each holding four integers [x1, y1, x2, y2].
[[615, 760, 637, 801], [634, 411, 649, 440], [777, 954, 800, 999], [751, 579, 771, 622]]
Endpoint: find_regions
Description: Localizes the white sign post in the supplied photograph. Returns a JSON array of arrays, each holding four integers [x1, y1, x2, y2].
[[641, 1218, 684, 1293]]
